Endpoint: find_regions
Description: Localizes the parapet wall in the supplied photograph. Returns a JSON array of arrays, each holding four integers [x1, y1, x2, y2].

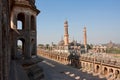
[[38, 48, 120, 80]]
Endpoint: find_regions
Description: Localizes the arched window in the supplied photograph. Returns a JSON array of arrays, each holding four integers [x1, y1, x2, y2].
[[17, 40, 22, 49], [17, 13, 25, 30], [109, 69, 113, 73], [31, 15, 35, 30], [96, 65, 100, 73], [17, 39, 25, 58], [17, 21, 22, 29], [31, 39, 34, 43], [104, 67, 108, 75]]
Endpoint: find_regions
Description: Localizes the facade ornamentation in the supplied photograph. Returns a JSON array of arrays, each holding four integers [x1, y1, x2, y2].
[[0, 0, 44, 80]]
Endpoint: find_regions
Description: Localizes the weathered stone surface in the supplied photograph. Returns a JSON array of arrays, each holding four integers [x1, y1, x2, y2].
[[0, 0, 41, 80], [0, 0, 11, 80]]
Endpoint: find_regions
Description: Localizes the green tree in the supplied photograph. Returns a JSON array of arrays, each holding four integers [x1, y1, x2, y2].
[[45, 44, 50, 49]]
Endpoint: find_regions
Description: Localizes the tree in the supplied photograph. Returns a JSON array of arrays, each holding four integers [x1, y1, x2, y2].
[[87, 44, 93, 49], [45, 44, 50, 49], [38, 44, 44, 47], [38, 44, 44, 49], [106, 48, 120, 54]]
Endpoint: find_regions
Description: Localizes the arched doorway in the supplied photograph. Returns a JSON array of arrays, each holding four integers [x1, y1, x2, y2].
[[96, 65, 100, 73], [17, 38, 25, 59], [17, 13, 25, 30], [109, 68, 113, 73], [108, 68, 114, 79], [104, 67, 108, 76], [115, 70, 119, 79]]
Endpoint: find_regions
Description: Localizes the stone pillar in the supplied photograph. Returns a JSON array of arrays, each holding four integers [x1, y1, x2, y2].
[[34, 16, 37, 56], [93, 57, 96, 73], [11, 13, 17, 59], [24, 14, 31, 59], [100, 61, 103, 75]]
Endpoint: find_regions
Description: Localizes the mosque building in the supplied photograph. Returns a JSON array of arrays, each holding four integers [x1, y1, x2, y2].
[[53, 20, 87, 55]]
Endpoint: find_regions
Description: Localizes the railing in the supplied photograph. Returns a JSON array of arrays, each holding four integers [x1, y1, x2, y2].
[[80, 56, 120, 68]]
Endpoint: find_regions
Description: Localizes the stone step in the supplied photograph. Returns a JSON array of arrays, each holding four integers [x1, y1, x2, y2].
[[27, 65, 44, 80], [33, 71, 44, 79], [28, 69, 44, 80], [30, 66, 43, 74]]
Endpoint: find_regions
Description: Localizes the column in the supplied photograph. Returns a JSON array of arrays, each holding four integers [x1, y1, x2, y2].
[[24, 14, 31, 59]]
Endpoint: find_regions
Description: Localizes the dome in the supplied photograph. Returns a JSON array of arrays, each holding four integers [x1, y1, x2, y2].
[[58, 40, 64, 46]]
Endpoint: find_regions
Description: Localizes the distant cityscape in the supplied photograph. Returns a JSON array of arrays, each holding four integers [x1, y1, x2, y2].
[[38, 20, 120, 54], [37, 20, 120, 80], [1, 0, 120, 80]]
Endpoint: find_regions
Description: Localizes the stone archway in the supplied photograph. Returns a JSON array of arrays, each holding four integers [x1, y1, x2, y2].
[[96, 65, 100, 73], [109, 68, 113, 73], [17, 13, 25, 30], [104, 67, 108, 76], [115, 70, 120, 79], [107, 68, 114, 79], [17, 38, 25, 59]]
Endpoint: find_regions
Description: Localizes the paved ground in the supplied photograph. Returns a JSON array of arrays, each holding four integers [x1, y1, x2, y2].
[[38, 56, 107, 80], [9, 60, 29, 80]]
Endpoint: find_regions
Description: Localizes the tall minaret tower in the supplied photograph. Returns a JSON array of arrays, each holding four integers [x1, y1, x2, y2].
[[83, 27, 87, 52], [64, 20, 69, 46]]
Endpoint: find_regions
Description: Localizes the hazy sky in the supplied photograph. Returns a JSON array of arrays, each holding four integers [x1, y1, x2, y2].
[[36, 0, 120, 45]]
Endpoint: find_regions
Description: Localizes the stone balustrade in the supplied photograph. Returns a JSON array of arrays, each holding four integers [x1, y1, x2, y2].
[[38, 49, 120, 80], [80, 56, 120, 67], [38, 49, 69, 65]]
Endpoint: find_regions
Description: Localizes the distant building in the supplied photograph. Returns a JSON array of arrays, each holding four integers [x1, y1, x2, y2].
[[53, 20, 87, 55], [92, 45, 107, 53]]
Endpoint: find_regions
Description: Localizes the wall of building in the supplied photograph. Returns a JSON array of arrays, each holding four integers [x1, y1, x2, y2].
[[0, 0, 11, 80]]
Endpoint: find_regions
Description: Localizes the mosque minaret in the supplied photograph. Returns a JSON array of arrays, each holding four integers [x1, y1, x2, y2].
[[83, 26, 87, 52], [64, 20, 69, 46]]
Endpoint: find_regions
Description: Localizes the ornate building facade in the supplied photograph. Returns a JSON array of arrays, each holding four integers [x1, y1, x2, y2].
[[0, 0, 42, 80], [10, 0, 39, 59]]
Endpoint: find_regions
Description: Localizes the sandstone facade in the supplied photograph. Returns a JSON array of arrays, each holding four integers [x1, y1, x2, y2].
[[0, 0, 40, 80]]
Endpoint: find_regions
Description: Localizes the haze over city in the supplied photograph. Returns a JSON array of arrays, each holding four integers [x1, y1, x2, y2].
[[36, 0, 120, 45]]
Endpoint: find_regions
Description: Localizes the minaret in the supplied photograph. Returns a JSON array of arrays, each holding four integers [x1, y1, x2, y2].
[[83, 27, 87, 52], [64, 20, 69, 46]]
